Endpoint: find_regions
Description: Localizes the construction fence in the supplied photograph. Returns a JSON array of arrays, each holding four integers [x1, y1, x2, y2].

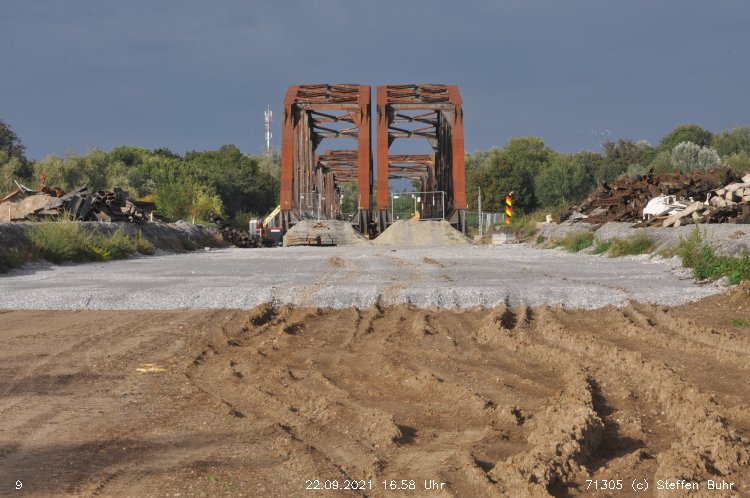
[[390, 191, 445, 222]]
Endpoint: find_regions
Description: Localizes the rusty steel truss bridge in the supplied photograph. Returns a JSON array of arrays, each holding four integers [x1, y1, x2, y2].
[[280, 84, 466, 234]]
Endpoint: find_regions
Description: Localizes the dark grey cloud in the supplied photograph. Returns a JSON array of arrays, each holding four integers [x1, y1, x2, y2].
[[1, 0, 749, 159]]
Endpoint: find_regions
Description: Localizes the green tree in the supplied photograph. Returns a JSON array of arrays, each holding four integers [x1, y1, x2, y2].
[[648, 150, 677, 175], [503, 137, 552, 176], [711, 127, 750, 157], [670, 141, 722, 172], [724, 152, 750, 174], [658, 124, 712, 153], [0, 117, 32, 190], [599, 139, 655, 184], [479, 148, 537, 213], [184, 145, 278, 219], [534, 155, 590, 207], [465, 138, 550, 213], [0, 117, 26, 161]]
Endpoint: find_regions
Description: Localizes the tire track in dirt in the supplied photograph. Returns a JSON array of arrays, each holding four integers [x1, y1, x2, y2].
[[2, 292, 749, 497], [528, 307, 750, 488]]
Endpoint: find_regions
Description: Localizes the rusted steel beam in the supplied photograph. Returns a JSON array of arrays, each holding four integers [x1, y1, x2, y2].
[[376, 85, 391, 230]]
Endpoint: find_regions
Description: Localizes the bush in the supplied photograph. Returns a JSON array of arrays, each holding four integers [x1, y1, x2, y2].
[[510, 205, 565, 241], [135, 231, 155, 255], [670, 141, 721, 172], [536, 234, 546, 244], [592, 238, 611, 255], [28, 220, 145, 264], [608, 232, 653, 257], [0, 249, 23, 273], [28, 219, 93, 263], [101, 228, 137, 259], [677, 227, 750, 284], [559, 231, 594, 252], [676, 226, 705, 268]]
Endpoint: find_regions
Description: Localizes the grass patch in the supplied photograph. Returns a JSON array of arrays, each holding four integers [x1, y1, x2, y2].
[[592, 238, 611, 255], [535, 234, 546, 244], [676, 226, 750, 284], [509, 205, 565, 242], [731, 318, 750, 328], [607, 232, 653, 257], [27, 219, 151, 264], [558, 231, 594, 252]]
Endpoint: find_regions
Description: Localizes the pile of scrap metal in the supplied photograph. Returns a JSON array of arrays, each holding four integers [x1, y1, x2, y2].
[[559, 169, 739, 226], [208, 213, 274, 248], [1, 176, 152, 223], [637, 173, 750, 227]]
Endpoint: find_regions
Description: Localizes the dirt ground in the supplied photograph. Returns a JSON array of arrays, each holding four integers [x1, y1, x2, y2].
[[1, 289, 749, 497]]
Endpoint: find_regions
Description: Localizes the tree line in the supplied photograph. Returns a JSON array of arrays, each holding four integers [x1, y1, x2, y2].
[[2, 117, 750, 224], [465, 124, 750, 214], [1, 118, 279, 226]]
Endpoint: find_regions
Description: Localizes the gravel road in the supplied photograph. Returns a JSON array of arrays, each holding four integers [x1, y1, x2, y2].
[[0, 245, 721, 310]]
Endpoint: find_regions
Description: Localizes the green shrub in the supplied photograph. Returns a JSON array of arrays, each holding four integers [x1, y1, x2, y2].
[[510, 205, 565, 241], [28, 219, 93, 264], [97, 228, 136, 259], [608, 232, 653, 257], [28, 220, 148, 264], [0, 249, 23, 273], [231, 210, 259, 231], [536, 234, 546, 244], [135, 231, 155, 255], [559, 231, 594, 252], [181, 238, 197, 251], [676, 226, 705, 268], [676, 226, 750, 284], [691, 246, 750, 284], [592, 238, 611, 255]]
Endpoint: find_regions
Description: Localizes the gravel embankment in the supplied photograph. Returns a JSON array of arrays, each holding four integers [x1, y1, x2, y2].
[[0, 244, 721, 310]]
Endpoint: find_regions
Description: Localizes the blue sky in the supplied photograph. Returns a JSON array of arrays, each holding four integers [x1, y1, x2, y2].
[[1, 0, 749, 159]]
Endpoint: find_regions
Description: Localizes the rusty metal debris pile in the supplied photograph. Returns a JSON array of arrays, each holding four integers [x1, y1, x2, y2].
[[59, 186, 149, 222], [208, 213, 272, 248], [560, 169, 744, 227], [2, 179, 152, 223]]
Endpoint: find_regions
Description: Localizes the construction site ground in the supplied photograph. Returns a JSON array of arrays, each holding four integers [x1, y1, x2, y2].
[[0, 245, 721, 310], [1, 246, 749, 496]]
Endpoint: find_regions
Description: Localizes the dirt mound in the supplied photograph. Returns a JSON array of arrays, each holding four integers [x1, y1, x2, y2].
[[283, 220, 369, 246], [2, 288, 749, 495], [374, 220, 470, 246]]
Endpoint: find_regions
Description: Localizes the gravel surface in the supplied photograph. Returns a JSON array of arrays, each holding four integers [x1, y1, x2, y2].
[[538, 221, 750, 256], [0, 244, 722, 310]]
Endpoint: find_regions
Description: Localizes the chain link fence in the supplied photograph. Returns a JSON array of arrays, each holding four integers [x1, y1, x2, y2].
[[465, 211, 504, 234]]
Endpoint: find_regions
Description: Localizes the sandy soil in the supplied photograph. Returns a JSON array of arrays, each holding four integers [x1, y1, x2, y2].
[[1, 290, 750, 497]]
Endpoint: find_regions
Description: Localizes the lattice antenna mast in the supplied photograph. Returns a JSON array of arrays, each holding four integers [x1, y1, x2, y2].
[[264, 106, 273, 156]]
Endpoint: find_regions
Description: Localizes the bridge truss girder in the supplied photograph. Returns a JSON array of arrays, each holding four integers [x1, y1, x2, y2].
[[376, 84, 466, 233], [280, 84, 372, 232]]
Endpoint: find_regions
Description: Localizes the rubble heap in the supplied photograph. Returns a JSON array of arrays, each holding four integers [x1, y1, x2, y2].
[[1, 184, 152, 223], [560, 169, 739, 225], [209, 213, 271, 248]]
